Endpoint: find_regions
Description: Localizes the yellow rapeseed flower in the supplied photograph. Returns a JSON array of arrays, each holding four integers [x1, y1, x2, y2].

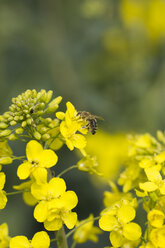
[[31, 175, 78, 231], [17, 140, 58, 180], [99, 201, 141, 247], [31, 177, 67, 202], [57, 102, 87, 150], [43, 191, 78, 231], [9, 231, 50, 248]]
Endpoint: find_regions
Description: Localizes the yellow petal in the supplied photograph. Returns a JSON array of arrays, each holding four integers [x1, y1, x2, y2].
[[31, 231, 50, 248], [13, 180, 32, 191], [48, 198, 64, 211], [110, 231, 124, 247], [145, 167, 162, 182], [0, 191, 7, 209], [60, 121, 69, 137], [32, 167, 47, 185], [61, 191, 78, 210], [139, 182, 158, 192], [23, 192, 37, 206], [71, 134, 87, 149], [17, 161, 31, 180], [34, 201, 48, 222], [48, 178, 66, 198], [66, 139, 74, 150], [26, 140, 43, 162], [139, 158, 154, 168], [117, 204, 135, 223], [31, 183, 48, 201], [63, 212, 77, 229], [66, 102, 77, 118], [9, 236, 30, 248], [0, 172, 5, 190], [135, 189, 147, 197], [123, 222, 142, 240], [99, 215, 119, 231], [44, 218, 63, 231], [38, 149, 58, 168], [155, 151, 165, 163]]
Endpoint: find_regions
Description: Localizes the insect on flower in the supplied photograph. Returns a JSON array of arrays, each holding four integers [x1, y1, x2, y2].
[[77, 111, 104, 135]]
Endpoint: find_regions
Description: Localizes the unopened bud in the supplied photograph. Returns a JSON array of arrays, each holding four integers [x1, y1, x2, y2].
[[22, 121, 27, 127], [0, 130, 11, 137], [33, 131, 41, 140], [8, 133, 18, 140], [10, 120, 17, 126], [15, 128, 24, 134], [0, 123, 8, 129], [42, 133, 50, 141], [0, 157, 12, 164]]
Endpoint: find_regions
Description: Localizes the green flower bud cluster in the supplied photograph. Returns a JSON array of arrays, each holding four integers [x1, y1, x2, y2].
[[0, 89, 62, 143]]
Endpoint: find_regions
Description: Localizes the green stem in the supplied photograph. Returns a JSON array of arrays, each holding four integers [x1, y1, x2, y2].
[[71, 241, 77, 248], [6, 190, 25, 196], [56, 226, 68, 248], [66, 216, 100, 239], [57, 165, 78, 178], [12, 156, 26, 161]]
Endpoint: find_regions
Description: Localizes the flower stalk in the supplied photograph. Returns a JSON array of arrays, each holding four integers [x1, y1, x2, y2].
[[56, 226, 68, 248]]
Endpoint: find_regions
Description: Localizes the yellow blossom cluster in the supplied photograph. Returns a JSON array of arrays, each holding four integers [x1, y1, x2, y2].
[[4, 89, 165, 248], [99, 198, 141, 247], [15, 140, 78, 231], [0, 90, 103, 248]]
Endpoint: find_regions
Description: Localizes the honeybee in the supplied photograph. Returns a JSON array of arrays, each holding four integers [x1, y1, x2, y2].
[[77, 111, 103, 135]]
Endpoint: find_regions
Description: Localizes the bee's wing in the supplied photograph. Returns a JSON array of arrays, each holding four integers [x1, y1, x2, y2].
[[93, 115, 104, 121]]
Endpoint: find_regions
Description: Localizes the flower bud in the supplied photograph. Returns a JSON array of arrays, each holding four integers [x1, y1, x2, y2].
[[21, 121, 27, 127], [0, 157, 12, 164], [33, 131, 41, 140], [8, 133, 18, 140], [42, 133, 50, 141], [0, 123, 8, 129], [15, 128, 24, 134], [45, 90, 53, 103], [0, 130, 11, 137]]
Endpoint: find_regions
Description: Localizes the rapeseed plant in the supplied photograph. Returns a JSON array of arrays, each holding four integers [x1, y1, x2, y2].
[[1, 89, 165, 248]]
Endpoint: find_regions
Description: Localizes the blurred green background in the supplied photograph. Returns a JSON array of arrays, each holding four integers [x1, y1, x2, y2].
[[1, 0, 165, 247]]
